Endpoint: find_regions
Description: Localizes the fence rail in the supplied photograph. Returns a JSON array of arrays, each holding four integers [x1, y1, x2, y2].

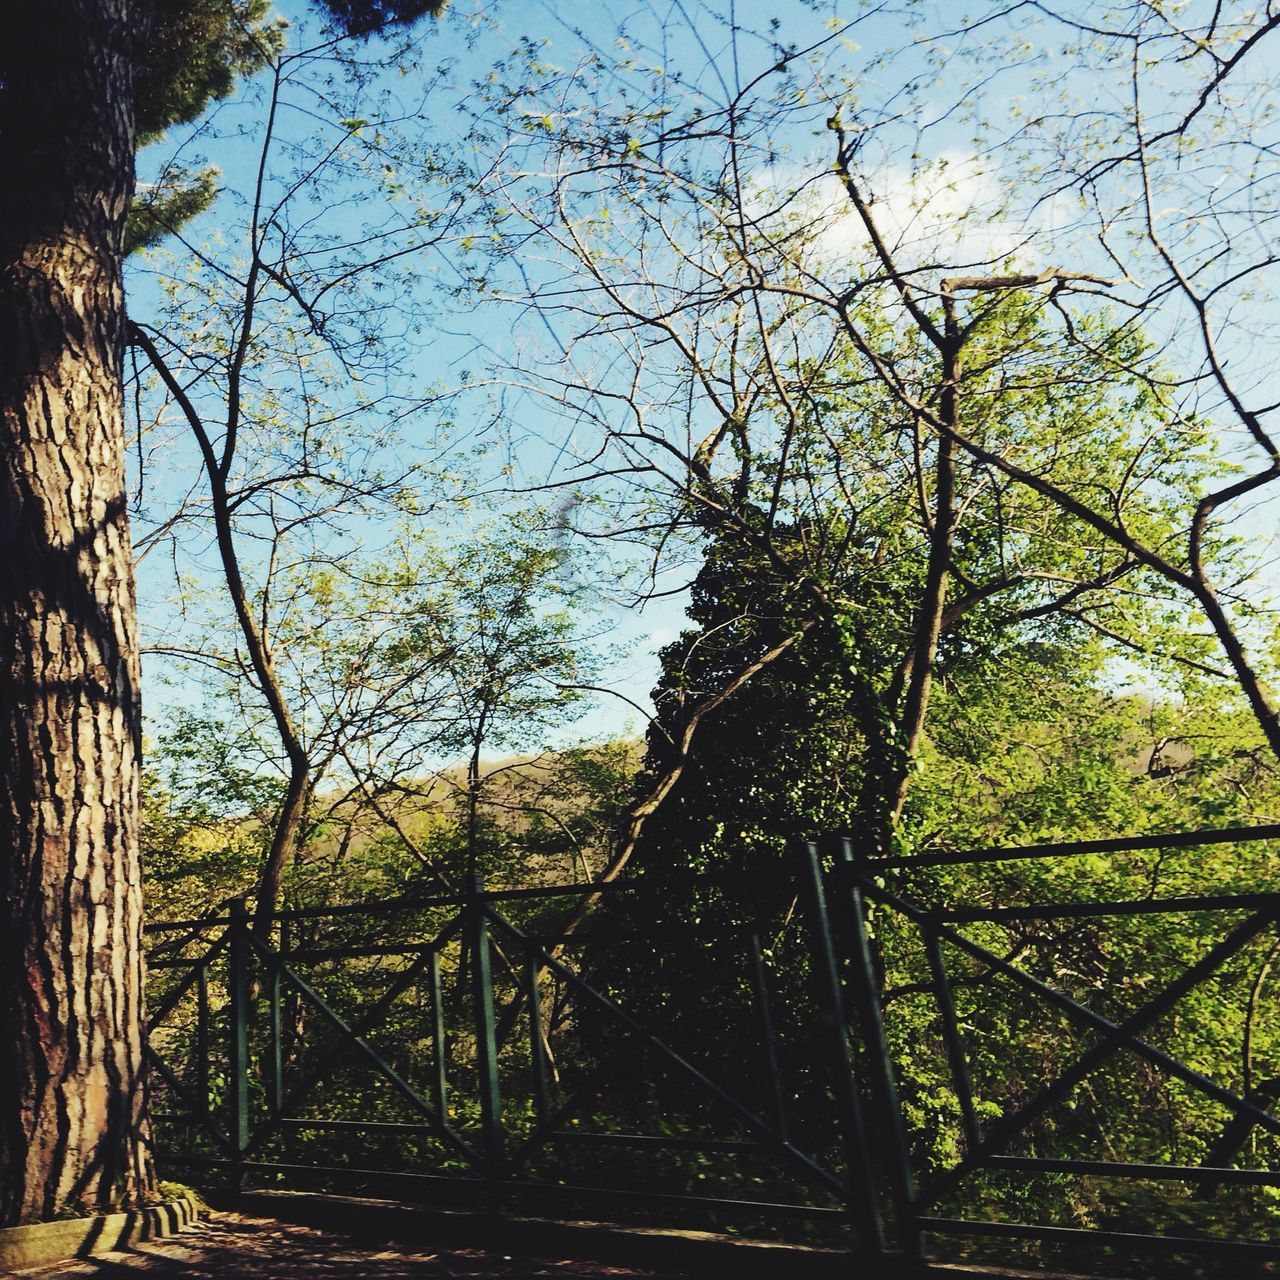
[[146, 868, 861, 1240], [827, 825, 1280, 1268], [147, 824, 1280, 1271]]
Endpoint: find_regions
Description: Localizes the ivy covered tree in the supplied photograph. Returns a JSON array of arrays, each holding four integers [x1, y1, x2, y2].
[[587, 282, 1243, 1107], [616, 290, 1226, 889], [473, 1, 1280, 895]]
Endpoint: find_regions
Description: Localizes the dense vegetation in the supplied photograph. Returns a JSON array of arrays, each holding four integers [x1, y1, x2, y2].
[[110, 1, 1280, 1273], [141, 549, 1280, 1276]]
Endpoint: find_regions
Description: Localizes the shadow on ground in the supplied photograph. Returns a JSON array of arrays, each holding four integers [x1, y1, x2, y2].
[[8, 1213, 697, 1279]]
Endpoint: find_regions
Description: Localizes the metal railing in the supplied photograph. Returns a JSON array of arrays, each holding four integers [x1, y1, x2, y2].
[[824, 825, 1280, 1268], [146, 825, 1280, 1270], [145, 868, 861, 1238]]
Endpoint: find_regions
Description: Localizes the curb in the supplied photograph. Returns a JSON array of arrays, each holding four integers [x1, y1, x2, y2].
[[0, 1196, 199, 1274], [227, 1189, 1101, 1279], [228, 1189, 848, 1277]]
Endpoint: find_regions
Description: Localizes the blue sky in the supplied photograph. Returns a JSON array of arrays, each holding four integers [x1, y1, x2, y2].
[[126, 0, 895, 752], [126, 0, 1280, 767]]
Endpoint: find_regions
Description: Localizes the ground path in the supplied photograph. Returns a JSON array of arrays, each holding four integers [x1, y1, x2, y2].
[[7, 1212, 698, 1279]]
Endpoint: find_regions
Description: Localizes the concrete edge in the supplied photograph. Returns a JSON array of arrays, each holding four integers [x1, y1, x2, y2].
[[225, 1189, 845, 1277], [226, 1188, 1100, 1280], [0, 1195, 199, 1273]]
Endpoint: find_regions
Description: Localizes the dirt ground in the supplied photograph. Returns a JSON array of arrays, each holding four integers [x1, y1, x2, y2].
[[8, 1212, 699, 1279]]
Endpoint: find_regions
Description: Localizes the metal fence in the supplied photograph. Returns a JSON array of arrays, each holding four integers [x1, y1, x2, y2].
[[146, 826, 1280, 1271], [145, 867, 861, 1237], [831, 825, 1280, 1268]]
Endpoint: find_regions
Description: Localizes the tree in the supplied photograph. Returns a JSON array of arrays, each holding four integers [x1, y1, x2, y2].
[[0, 1, 153, 1223], [143, 514, 604, 904], [0, 0, 443, 1225], [598, 323, 1221, 1028], [127, 0, 522, 928], [473, 12, 1280, 1250], [469, 1, 1280, 862]]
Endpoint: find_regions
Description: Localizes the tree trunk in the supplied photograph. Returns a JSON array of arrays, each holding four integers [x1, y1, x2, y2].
[[0, 0, 154, 1225], [889, 309, 961, 823]]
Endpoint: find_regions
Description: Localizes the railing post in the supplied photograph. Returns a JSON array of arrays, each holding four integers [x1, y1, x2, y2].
[[269, 915, 285, 1116], [228, 897, 251, 1192], [429, 948, 449, 1125], [799, 841, 885, 1255], [835, 837, 920, 1257], [195, 962, 211, 1121], [469, 871, 502, 1200], [747, 931, 788, 1145], [527, 955, 551, 1124]]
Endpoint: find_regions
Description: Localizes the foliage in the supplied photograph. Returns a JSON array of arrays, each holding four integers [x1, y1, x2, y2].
[[131, 3, 1280, 1271], [135, 0, 283, 145], [141, 513, 616, 912], [590, 442, 1280, 1267]]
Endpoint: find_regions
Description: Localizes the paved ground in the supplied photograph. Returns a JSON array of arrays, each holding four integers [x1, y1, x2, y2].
[[8, 1212, 697, 1279]]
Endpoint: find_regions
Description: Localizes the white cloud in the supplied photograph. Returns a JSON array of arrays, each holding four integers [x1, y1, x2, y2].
[[747, 151, 1036, 274], [646, 625, 679, 651]]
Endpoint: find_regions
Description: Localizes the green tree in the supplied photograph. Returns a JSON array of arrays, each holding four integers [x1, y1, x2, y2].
[[128, 3, 502, 929], [613, 294, 1221, 875], [142, 515, 605, 909], [473, 1, 1280, 855]]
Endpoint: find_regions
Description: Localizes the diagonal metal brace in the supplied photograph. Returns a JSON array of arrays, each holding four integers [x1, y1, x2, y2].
[[857, 879, 1280, 1209], [241, 928, 479, 1168]]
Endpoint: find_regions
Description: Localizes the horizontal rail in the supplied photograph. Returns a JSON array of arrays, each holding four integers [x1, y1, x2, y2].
[[937, 891, 1280, 923], [143, 875, 711, 935], [859, 822, 1280, 872], [983, 1155, 1280, 1186], [146, 914, 234, 935], [281, 943, 443, 963], [156, 1155, 851, 1221], [496, 1177, 850, 1221], [548, 1130, 768, 1153], [157, 1153, 483, 1188], [916, 1216, 1280, 1261], [146, 824, 1280, 933], [270, 1118, 445, 1137]]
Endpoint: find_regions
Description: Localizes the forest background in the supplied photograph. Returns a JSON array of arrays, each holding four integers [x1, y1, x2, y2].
[[131, 0, 1280, 914], [121, 0, 1280, 1258]]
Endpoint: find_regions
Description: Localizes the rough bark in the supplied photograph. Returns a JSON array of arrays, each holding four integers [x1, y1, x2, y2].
[[0, 0, 154, 1225]]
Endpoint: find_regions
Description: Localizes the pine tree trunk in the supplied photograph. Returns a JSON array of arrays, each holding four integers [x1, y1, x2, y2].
[[0, 0, 154, 1225]]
